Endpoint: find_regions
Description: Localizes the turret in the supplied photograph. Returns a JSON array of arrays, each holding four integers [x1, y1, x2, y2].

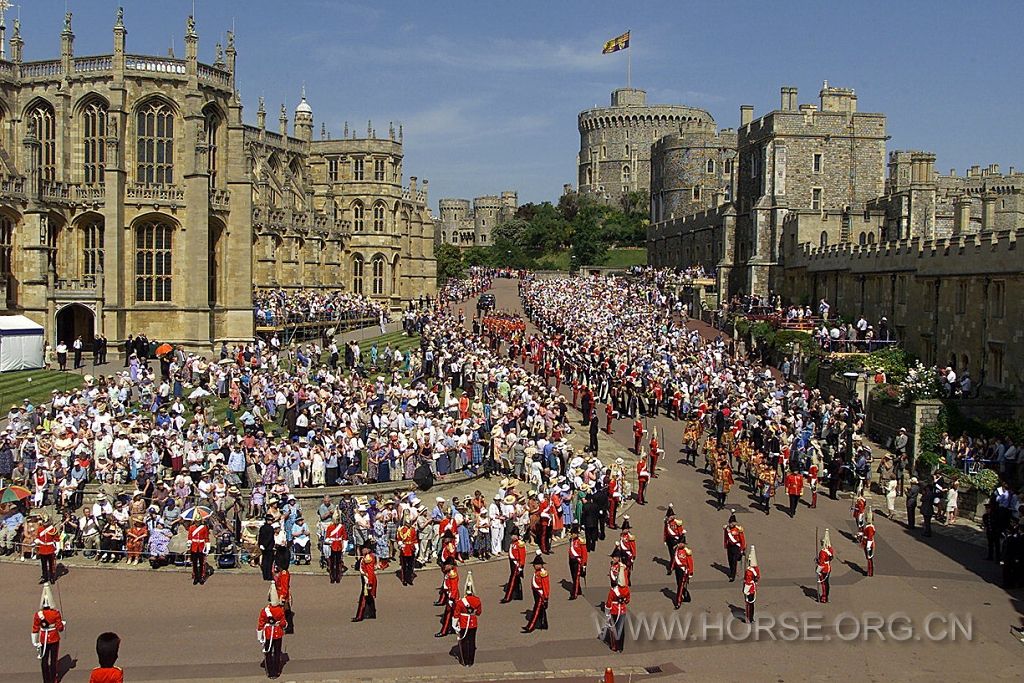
[[294, 87, 313, 142], [256, 97, 266, 130], [60, 11, 74, 74], [279, 104, 287, 138]]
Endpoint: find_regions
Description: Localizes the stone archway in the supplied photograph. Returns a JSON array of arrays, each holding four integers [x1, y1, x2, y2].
[[55, 303, 95, 350]]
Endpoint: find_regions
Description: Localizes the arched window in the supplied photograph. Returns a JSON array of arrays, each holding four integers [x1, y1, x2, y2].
[[622, 165, 631, 183], [373, 202, 386, 232], [372, 255, 386, 295], [82, 99, 107, 185], [352, 201, 364, 232], [858, 232, 867, 245], [706, 159, 716, 174], [867, 232, 876, 245], [82, 217, 104, 277], [135, 220, 173, 302], [204, 106, 220, 189], [352, 254, 364, 294], [819, 231, 829, 248], [136, 99, 175, 184], [0, 214, 13, 279], [28, 101, 57, 182]]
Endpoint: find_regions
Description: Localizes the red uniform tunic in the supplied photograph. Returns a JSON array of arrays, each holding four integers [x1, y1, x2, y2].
[[88, 667, 125, 683], [35, 525, 58, 556], [605, 585, 630, 615], [632, 420, 644, 453], [398, 525, 418, 555], [723, 525, 746, 552], [510, 540, 527, 569], [443, 569, 461, 602], [743, 566, 760, 597], [532, 567, 550, 598], [325, 523, 347, 551], [188, 523, 209, 554], [785, 473, 804, 496], [665, 518, 686, 546], [32, 608, 64, 644], [258, 604, 287, 641], [569, 536, 588, 565], [455, 594, 483, 630], [817, 547, 833, 575], [273, 568, 291, 604], [671, 545, 694, 575], [616, 531, 637, 567], [360, 553, 378, 597]]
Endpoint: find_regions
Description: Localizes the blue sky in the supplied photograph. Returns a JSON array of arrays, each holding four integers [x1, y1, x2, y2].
[[15, 1, 1024, 209]]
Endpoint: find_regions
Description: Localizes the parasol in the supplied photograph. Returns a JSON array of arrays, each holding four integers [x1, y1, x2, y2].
[[0, 485, 32, 503], [154, 343, 173, 357], [218, 358, 237, 366], [187, 387, 211, 400], [181, 506, 213, 522]]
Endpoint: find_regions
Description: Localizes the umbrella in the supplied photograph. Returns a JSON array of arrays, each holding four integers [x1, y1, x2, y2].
[[218, 358, 237, 366], [155, 343, 173, 357], [0, 485, 31, 504], [187, 387, 211, 400], [181, 506, 213, 522]]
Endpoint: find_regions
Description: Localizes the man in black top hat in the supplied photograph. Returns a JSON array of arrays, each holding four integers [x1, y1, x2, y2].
[[258, 515, 276, 581]]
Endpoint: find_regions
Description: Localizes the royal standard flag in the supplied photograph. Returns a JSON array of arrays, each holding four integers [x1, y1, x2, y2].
[[602, 31, 630, 54]]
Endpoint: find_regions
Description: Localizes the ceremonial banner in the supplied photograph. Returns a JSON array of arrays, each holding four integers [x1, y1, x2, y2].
[[602, 31, 630, 54]]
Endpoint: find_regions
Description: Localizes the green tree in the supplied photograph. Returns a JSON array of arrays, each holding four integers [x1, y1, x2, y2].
[[491, 217, 530, 246], [434, 243, 465, 283]]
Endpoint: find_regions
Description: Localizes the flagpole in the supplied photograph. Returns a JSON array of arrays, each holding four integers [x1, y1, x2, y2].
[[627, 29, 631, 88]]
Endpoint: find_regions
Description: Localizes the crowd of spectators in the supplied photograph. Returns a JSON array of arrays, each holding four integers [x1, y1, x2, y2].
[[253, 289, 390, 327]]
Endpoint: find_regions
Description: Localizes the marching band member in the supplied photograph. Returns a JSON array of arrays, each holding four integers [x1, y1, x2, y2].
[[397, 511, 418, 586], [616, 517, 637, 580], [723, 511, 746, 582], [324, 511, 348, 584], [34, 514, 59, 585], [188, 517, 210, 585], [352, 540, 377, 622], [671, 540, 695, 608], [436, 560, 461, 638], [663, 505, 687, 573], [568, 525, 588, 600], [500, 529, 527, 603], [604, 564, 630, 652], [635, 453, 650, 505]]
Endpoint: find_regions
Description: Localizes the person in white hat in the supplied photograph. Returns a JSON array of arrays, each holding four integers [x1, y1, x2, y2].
[[31, 583, 64, 683], [816, 529, 834, 603], [743, 545, 760, 623], [258, 583, 287, 678], [453, 571, 482, 666]]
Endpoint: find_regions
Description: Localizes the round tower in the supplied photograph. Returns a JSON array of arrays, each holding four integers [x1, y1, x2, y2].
[[439, 198, 471, 222], [650, 121, 736, 222]]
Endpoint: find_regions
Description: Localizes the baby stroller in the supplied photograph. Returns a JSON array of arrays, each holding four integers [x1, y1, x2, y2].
[[216, 532, 237, 569]]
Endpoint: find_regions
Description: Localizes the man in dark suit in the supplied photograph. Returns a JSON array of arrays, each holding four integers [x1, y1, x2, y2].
[[581, 494, 601, 551], [588, 414, 600, 454], [258, 515, 277, 580]]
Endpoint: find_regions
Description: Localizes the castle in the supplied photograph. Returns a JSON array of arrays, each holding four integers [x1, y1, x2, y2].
[[436, 191, 518, 248], [0, 10, 436, 351], [637, 82, 1023, 393]]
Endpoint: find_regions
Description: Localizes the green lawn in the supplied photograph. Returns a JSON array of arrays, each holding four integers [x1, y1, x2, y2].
[[535, 247, 647, 271], [0, 370, 85, 410]]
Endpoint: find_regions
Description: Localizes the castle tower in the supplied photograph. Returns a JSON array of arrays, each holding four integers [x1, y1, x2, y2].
[[294, 87, 313, 142]]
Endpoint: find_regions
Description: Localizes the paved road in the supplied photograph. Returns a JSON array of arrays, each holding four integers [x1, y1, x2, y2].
[[3, 278, 1022, 682]]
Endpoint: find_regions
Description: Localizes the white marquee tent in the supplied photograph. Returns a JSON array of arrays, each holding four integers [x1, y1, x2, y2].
[[0, 315, 45, 371]]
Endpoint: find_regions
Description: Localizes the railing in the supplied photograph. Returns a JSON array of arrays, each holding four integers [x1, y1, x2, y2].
[[75, 185, 106, 204], [0, 176, 26, 197], [126, 183, 185, 203], [20, 60, 63, 77], [55, 277, 98, 291], [0, 60, 15, 78], [74, 55, 113, 73], [41, 180, 73, 202], [209, 187, 231, 210], [197, 63, 231, 87], [125, 55, 187, 75]]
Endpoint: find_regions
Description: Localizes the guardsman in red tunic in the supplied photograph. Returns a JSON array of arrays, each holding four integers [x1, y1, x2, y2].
[[861, 508, 876, 576], [742, 546, 760, 623], [436, 560, 461, 637], [785, 468, 804, 518], [436, 532, 459, 604], [605, 402, 615, 434], [582, 386, 594, 423], [35, 514, 59, 585], [452, 571, 482, 667], [616, 517, 636, 581], [816, 529, 834, 603], [663, 505, 687, 572], [32, 583, 64, 683], [89, 632, 124, 683], [324, 512, 348, 583], [632, 419, 644, 454], [397, 512, 418, 586], [352, 541, 377, 622], [568, 525, 588, 600], [537, 495, 553, 554], [522, 552, 550, 633], [273, 550, 293, 634], [258, 584, 287, 678], [188, 518, 210, 585], [808, 461, 819, 508], [572, 379, 581, 408], [723, 511, 746, 582], [603, 565, 630, 652], [852, 494, 867, 538], [671, 542, 694, 608], [649, 433, 661, 477], [501, 530, 527, 603], [635, 455, 650, 505], [606, 476, 620, 529]]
